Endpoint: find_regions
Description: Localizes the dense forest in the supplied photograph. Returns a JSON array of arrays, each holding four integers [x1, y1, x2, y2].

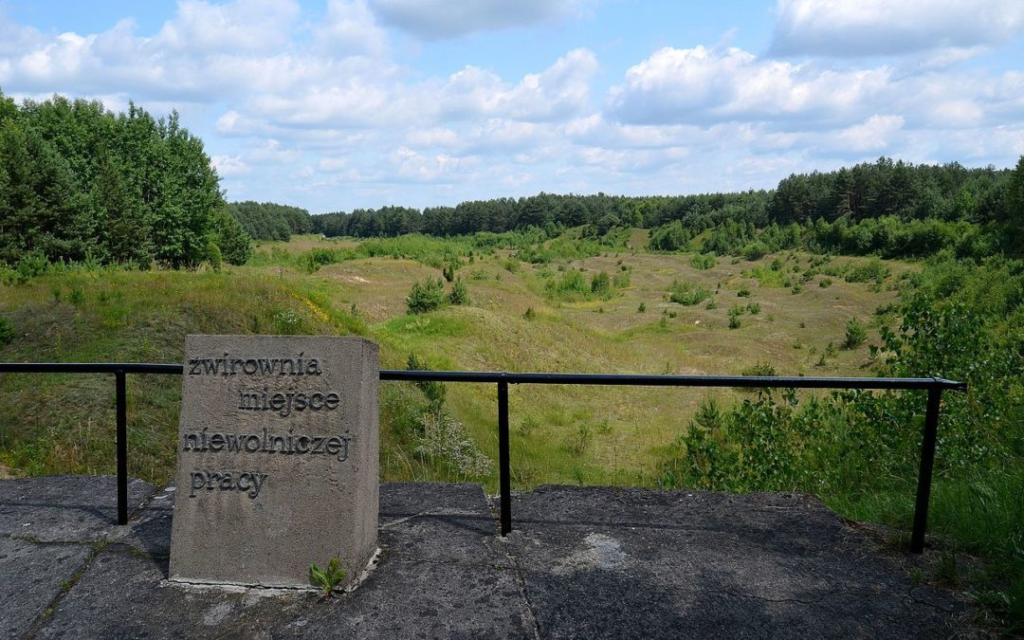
[[226, 201, 312, 241], [0, 92, 250, 268], [311, 158, 1024, 260]]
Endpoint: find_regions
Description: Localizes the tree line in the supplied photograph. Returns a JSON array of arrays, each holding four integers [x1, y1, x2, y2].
[[3, 89, 1021, 268], [226, 201, 312, 242], [311, 157, 1024, 259]]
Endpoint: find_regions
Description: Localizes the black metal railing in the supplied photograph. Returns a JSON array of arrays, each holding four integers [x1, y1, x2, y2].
[[0, 362, 967, 553]]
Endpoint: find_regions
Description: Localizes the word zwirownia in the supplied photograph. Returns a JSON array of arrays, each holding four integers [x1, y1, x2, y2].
[[181, 428, 351, 462], [188, 353, 322, 377]]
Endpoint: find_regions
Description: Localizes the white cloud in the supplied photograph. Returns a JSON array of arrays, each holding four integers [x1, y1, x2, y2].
[[211, 155, 250, 175], [608, 46, 890, 126], [833, 115, 904, 152], [368, 0, 586, 39], [439, 48, 598, 122], [313, 0, 388, 57], [771, 0, 1024, 57], [153, 0, 301, 54]]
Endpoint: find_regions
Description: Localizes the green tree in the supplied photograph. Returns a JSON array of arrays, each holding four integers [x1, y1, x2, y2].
[[211, 207, 252, 266]]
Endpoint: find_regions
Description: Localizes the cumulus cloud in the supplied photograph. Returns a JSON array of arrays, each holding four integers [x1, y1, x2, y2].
[[608, 46, 890, 126], [770, 0, 1024, 57], [313, 0, 388, 57], [154, 0, 301, 54], [368, 0, 586, 39], [439, 48, 598, 122]]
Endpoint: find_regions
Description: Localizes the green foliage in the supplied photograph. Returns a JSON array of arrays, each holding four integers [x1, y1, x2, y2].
[[0, 317, 15, 346], [741, 362, 776, 377], [206, 241, 222, 273], [0, 94, 226, 268], [737, 285, 752, 298], [448, 278, 469, 306], [406, 277, 447, 314], [689, 254, 717, 270], [212, 208, 252, 266], [406, 353, 446, 413], [309, 557, 346, 599], [590, 271, 612, 298], [669, 280, 711, 306], [544, 269, 591, 301], [637, 302, 646, 313], [227, 201, 311, 242], [843, 318, 867, 349]]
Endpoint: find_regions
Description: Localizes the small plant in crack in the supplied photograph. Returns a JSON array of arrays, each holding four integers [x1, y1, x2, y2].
[[310, 557, 346, 599]]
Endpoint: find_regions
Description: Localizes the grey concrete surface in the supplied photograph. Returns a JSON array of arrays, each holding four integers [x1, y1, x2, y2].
[[501, 486, 974, 640], [0, 475, 152, 542], [169, 336, 380, 588], [0, 537, 93, 639], [1, 476, 986, 639]]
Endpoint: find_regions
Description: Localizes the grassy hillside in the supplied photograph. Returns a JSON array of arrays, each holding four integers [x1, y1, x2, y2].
[[0, 234, 903, 486]]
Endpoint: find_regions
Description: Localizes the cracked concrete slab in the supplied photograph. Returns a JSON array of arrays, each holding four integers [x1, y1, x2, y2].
[[33, 483, 533, 640], [501, 486, 975, 639], [3, 477, 986, 639], [0, 475, 154, 542], [0, 537, 94, 639]]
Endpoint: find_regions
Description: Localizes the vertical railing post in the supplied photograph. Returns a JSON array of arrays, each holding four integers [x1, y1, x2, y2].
[[115, 370, 128, 526], [911, 385, 943, 553], [498, 379, 511, 535]]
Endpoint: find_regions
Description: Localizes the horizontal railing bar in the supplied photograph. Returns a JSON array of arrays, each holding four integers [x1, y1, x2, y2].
[[0, 363, 967, 391], [0, 363, 184, 374], [381, 370, 967, 391]]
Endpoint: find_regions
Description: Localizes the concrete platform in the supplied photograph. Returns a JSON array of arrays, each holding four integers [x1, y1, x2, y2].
[[0, 476, 983, 639]]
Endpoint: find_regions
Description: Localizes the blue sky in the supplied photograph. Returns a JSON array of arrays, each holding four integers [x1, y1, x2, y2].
[[1, 0, 1022, 213]]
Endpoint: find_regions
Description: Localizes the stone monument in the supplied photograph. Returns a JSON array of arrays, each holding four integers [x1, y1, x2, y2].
[[168, 335, 379, 588]]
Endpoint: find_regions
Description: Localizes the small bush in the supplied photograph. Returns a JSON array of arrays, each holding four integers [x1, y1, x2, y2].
[[690, 254, 716, 270], [741, 362, 776, 377], [0, 317, 16, 347], [746, 302, 761, 315], [637, 302, 646, 313], [737, 285, 752, 298], [407, 277, 447, 314], [819, 277, 833, 288], [523, 307, 536, 321], [591, 271, 612, 298], [670, 280, 711, 306], [448, 278, 469, 305], [843, 318, 867, 349]]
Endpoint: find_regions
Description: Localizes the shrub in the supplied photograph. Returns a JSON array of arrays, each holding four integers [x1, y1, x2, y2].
[[590, 271, 612, 298], [545, 270, 590, 301], [742, 362, 777, 377], [637, 302, 646, 313], [843, 318, 867, 349], [819, 277, 833, 288], [690, 254, 716, 270], [737, 285, 752, 298], [747, 302, 761, 315], [523, 307, 536, 321], [406, 277, 447, 314], [0, 317, 16, 347], [669, 280, 711, 306], [448, 278, 469, 305]]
